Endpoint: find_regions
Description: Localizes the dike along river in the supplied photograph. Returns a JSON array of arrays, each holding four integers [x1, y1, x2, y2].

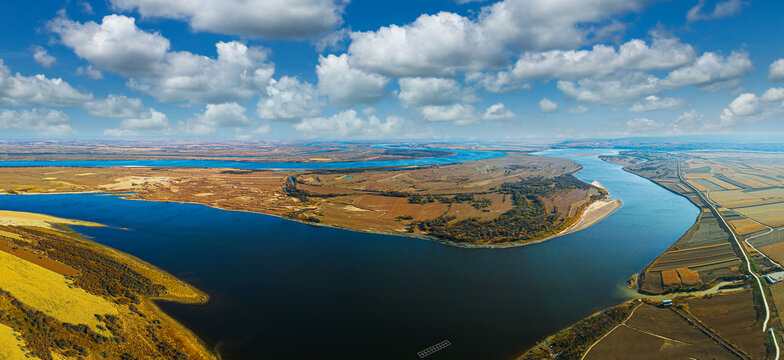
[[0, 148, 698, 359]]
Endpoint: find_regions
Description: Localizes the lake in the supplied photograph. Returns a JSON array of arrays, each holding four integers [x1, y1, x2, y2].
[[0, 149, 698, 359]]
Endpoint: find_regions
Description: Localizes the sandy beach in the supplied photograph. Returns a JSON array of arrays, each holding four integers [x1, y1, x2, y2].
[[557, 198, 623, 237], [0, 210, 104, 229]]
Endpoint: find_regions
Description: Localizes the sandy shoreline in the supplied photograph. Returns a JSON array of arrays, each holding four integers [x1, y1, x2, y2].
[[0, 209, 105, 229], [558, 198, 623, 237]]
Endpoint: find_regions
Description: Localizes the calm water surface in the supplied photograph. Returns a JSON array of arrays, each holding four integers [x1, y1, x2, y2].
[[0, 149, 698, 359]]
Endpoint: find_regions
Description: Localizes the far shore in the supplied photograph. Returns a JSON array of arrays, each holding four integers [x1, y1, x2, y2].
[[0, 187, 623, 249]]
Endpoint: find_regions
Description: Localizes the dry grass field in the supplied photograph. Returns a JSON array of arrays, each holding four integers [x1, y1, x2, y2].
[[711, 188, 784, 208], [0, 250, 119, 335], [0, 213, 215, 360], [734, 202, 784, 227], [583, 303, 739, 360], [681, 153, 784, 229], [524, 291, 766, 359], [729, 218, 768, 235], [0, 323, 35, 360], [770, 282, 784, 329], [758, 232, 784, 265], [685, 290, 764, 359]]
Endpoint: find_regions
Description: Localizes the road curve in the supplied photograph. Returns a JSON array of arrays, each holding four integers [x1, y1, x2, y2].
[[677, 162, 771, 332], [679, 163, 780, 360]]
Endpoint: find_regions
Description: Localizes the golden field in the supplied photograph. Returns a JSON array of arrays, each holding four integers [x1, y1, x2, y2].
[[0, 250, 118, 335]]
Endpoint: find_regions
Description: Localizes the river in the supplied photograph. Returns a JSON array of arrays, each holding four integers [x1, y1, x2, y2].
[[0, 148, 698, 359]]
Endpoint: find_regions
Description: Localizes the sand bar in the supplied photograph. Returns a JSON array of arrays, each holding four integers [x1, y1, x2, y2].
[[0, 210, 103, 229]]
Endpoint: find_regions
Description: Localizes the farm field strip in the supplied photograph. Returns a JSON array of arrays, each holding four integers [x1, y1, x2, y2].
[[734, 202, 784, 227], [655, 244, 735, 260], [695, 181, 772, 334], [666, 242, 730, 253], [652, 255, 741, 270]]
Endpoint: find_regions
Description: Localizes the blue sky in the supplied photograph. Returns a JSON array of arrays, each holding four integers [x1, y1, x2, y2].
[[0, 0, 783, 139]]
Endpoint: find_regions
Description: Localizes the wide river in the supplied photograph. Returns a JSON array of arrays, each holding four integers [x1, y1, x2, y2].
[[0, 148, 698, 359]]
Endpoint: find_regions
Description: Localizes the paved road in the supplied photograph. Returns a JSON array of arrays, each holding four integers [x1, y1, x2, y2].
[[678, 162, 780, 359], [705, 190, 784, 270]]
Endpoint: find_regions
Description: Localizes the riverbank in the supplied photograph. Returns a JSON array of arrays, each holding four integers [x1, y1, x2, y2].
[[555, 199, 622, 237], [0, 210, 215, 360]]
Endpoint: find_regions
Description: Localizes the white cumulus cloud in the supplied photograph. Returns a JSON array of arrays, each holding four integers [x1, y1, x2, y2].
[[49, 14, 275, 104], [76, 65, 103, 79], [626, 117, 661, 132], [294, 109, 407, 138], [258, 77, 322, 122], [687, 0, 745, 23], [728, 93, 760, 116], [629, 95, 685, 112], [104, 110, 172, 136], [109, 0, 348, 38], [481, 103, 515, 121], [397, 77, 478, 107], [181, 102, 251, 135], [770, 59, 784, 81], [348, 12, 506, 78], [539, 98, 558, 113], [420, 104, 478, 126], [568, 105, 589, 115], [477, 35, 695, 88], [761, 88, 784, 102], [661, 51, 752, 88], [0, 59, 92, 107], [347, 0, 651, 78], [558, 51, 752, 104], [717, 92, 783, 129], [83, 94, 150, 119], [32, 46, 57, 68], [0, 108, 73, 135], [316, 54, 388, 107]]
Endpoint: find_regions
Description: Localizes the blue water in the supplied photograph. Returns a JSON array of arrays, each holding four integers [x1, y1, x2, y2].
[[1, 146, 349, 158], [0, 146, 503, 170], [0, 149, 698, 359]]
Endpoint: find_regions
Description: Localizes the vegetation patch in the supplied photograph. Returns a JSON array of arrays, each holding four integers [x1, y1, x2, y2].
[[415, 176, 594, 244]]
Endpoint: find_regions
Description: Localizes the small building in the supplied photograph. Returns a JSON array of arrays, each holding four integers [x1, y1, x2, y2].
[[662, 299, 673, 306], [764, 275, 777, 284]]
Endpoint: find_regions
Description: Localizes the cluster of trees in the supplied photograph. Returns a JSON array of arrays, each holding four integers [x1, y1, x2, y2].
[[406, 193, 493, 210], [9, 227, 166, 302], [285, 210, 321, 223], [0, 290, 109, 360], [543, 302, 635, 359], [0, 227, 198, 360], [414, 176, 591, 244], [283, 177, 311, 202]]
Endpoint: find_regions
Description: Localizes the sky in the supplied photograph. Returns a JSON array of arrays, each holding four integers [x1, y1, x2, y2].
[[0, 0, 783, 140]]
